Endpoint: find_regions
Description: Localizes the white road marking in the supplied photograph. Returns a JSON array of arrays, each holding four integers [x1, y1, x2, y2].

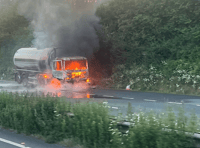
[[0, 84, 21, 87], [144, 99, 156, 102], [168, 102, 182, 105], [103, 95, 114, 98], [112, 107, 119, 109], [103, 102, 108, 104], [176, 102, 182, 105], [196, 104, 200, 106], [122, 97, 134, 99], [0, 138, 30, 148]]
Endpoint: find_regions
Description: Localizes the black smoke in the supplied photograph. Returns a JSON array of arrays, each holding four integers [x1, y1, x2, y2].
[[17, 0, 102, 58], [17, 0, 113, 78]]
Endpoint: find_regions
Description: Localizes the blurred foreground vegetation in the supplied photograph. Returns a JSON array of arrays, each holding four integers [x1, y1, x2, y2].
[[0, 91, 199, 148]]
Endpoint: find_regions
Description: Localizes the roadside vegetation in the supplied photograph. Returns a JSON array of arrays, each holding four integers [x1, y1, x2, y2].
[[0, 2, 34, 80], [95, 0, 200, 95], [109, 63, 200, 96], [0, 91, 199, 148]]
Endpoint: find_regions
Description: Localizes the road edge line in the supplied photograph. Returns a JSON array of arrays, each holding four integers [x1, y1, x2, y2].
[[0, 138, 27, 148]]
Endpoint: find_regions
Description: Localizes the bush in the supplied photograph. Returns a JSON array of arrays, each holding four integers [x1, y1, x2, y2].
[[0, 91, 198, 148], [110, 60, 200, 96]]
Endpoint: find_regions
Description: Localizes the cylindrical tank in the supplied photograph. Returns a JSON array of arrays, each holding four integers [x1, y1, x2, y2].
[[13, 48, 56, 72]]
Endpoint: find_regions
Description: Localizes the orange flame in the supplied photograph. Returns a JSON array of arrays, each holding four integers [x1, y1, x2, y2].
[[70, 61, 80, 70], [65, 61, 86, 70], [50, 78, 61, 89], [86, 78, 90, 83], [57, 92, 62, 97], [71, 71, 86, 78], [87, 94, 90, 98], [56, 61, 62, 70], [43, 74, 50, 79]]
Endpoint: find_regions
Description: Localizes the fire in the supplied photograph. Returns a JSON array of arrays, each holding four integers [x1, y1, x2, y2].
[[69, 61, 80, 70], [57, 92, 62, 97], [86, 78, 90, 83], [50, 78, 61, 89], [43, 74, 50, 79], [56, 61, 62, 70], [72, 72, 82, 78], [87, 93, 90, 98], [72, 71, 86, 78], [65, 60, 86, 70]]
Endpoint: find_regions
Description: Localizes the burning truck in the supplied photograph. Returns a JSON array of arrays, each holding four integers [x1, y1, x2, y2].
[[13, 48, 90, 88]]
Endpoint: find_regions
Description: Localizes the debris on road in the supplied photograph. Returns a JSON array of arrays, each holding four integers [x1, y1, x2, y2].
[[126, 85, 131, 90]]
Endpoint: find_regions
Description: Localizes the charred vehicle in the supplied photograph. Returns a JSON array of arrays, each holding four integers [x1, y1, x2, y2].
[[13, 48, 90, 87], [52, 57, 89, 83]]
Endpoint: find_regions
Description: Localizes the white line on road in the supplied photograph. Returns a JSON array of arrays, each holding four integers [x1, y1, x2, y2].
[[144, 99, 157, 102], [89, 94, 95, 96], [0, 138, 30, 148], [122, 97, 134, 99], [112, 107, 119, 109], [0, 84, 21, 87], [168, 102, 182, 105], [103, 95, 114, 98]]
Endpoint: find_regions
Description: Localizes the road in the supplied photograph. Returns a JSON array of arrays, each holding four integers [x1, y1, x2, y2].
[[1, 80, 200, 147], [0, 128, 65, 148], [1, 80, 200, 116], [92, 89, 200, 117]]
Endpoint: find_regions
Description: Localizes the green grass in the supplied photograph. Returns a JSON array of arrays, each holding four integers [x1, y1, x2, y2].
[[0, 91, 199, 148], [109, 64, 200, 96]]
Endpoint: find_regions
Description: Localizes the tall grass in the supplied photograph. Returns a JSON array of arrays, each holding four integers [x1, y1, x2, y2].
[[0, 91, 199, 148], [111, 63, 200, 96]]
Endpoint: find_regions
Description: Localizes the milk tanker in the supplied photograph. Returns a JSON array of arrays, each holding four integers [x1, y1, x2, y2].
[[13, 48, 90, 87]]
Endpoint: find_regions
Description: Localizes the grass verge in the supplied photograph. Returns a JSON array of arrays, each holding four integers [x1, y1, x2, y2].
[[0, 91, 199, 148], [106, 64, 200, 96]]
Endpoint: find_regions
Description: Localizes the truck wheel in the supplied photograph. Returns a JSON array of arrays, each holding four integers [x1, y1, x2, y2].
[[22, 78, 28, 87], [15, 72, 22, 84], [30, 84, 36, 88]]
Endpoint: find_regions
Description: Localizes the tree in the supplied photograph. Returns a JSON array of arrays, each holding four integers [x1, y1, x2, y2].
[[96, 0, 200, 67], [0, 2, 34, 77]]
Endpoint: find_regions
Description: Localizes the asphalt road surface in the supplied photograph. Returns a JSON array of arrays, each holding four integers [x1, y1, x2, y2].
[[0, 128, 65, 148], [92, 89, 200, 117], [1, 80, 200, 116], [1, 80, 200, 147]]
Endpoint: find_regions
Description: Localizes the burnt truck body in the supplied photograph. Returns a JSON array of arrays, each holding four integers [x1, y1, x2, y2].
[[13, 48, 90, 87]]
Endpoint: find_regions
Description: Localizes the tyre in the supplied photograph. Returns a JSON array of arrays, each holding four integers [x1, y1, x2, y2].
[[30, 84, 36, 89], [22, 78, 29, 88], [15, 72, 22, 84]]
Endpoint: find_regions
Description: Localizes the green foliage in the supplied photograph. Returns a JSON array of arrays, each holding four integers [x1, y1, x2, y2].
[[110, 62, 200, 96], [0, 92, 198, 147], [0, 3, 34, 79], [69, 102, 111, 147], [95, 0, 200, 95], [96, 0, 200, 68], [0, 92, 112, 147]]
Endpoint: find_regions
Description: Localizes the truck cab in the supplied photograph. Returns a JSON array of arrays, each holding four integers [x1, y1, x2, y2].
[[51, 56, 89, 83]]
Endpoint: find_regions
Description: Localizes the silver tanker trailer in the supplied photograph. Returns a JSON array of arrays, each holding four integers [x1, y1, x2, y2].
[[13, 48, 90, 88]]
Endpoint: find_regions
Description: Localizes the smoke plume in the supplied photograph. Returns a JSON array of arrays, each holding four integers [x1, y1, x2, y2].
[[17, 0, 103, 58]]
